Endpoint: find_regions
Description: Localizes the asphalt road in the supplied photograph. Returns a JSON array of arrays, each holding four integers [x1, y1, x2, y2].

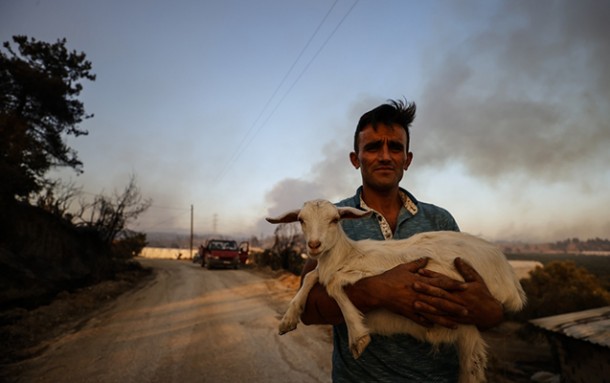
[[12, 258, 333, 383]]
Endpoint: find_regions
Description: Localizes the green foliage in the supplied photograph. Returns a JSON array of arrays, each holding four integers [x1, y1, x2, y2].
[[516, 260, 610, 320], [0, 35, 95, 203]]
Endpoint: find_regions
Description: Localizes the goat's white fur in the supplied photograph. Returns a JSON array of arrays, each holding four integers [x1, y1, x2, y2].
[[267, 199, 526, 383]]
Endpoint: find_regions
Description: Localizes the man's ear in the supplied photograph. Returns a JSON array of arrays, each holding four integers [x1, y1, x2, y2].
[[349, 152, 360, 169], [404, 151, 413, 170]]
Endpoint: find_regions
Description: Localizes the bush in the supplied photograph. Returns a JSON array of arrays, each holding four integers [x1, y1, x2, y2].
[[516, 260, 610, 320], [252, 248, 306, 276], [111, 231, 148, 259], [253, 249, 282, 270]]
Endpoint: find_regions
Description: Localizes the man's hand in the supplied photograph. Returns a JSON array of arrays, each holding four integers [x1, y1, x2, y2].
[[413, 257, 504, 330], [363, 258, 470, 329]]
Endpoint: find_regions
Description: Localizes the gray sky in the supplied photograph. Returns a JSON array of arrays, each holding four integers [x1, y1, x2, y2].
[[2, 0, 609, 242]]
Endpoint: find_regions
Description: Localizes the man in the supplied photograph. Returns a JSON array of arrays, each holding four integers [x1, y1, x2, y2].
[[299, 100, 503, 382]]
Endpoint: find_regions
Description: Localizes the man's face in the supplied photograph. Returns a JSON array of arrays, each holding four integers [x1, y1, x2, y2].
[[350, 123, 413, 192]]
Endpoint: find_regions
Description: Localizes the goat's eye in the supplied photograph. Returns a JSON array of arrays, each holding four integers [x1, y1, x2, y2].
[[298, 218, 304, 224], [331, 217, 339, 224]]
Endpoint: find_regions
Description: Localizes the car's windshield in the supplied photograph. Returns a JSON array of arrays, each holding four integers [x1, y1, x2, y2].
[[209, 241, 238, 250]]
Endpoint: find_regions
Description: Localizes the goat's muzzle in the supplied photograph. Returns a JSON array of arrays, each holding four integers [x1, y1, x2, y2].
[[308, 240, 321, 252]]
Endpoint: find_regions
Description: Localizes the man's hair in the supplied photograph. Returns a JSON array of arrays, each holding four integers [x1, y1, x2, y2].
[[353, 99, 416, 153]]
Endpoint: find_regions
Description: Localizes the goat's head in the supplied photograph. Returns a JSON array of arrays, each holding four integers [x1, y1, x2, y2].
[[266, 199, 370, 259]]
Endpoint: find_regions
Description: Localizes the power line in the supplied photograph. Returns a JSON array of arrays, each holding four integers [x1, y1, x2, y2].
[[214, 0, 359, 184], [236, 0, 360, 164], [215, 0, 340, 183]]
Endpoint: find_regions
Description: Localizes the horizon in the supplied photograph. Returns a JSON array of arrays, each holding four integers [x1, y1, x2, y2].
[[144, 229, 610, 246]]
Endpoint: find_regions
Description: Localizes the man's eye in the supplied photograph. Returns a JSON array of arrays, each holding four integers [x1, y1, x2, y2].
[[389, 143, 404, 152], [364, 142, 382, 152]]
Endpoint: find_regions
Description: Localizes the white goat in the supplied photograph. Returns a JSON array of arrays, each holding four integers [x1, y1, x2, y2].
[[267, 199, 526, 383]]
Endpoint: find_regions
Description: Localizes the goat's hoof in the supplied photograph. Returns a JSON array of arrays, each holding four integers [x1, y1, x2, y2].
[[350, 334, 371, 359], [278, 320, 297, 335]]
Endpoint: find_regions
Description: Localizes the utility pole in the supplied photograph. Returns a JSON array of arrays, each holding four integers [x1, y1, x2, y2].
[[190, 204, 193, 258]]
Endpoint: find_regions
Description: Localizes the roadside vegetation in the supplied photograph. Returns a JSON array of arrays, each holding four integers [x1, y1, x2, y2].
[[0, 35, 151, 310]]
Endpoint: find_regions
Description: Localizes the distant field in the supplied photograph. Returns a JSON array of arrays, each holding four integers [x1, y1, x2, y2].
[[509, 260, 543, 280], [506, 253, 610, 289], [141, 247, 190, 259]]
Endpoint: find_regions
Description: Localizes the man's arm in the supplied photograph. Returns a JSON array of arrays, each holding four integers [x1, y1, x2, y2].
[[299, 258, 475, 329]]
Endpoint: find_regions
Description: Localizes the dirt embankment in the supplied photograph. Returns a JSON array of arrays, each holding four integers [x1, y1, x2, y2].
[[0, 202, 123, 311], [0, 264, 153, 368]]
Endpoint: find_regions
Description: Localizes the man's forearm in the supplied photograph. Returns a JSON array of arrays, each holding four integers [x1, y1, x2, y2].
[[300, 278, 377, 326]]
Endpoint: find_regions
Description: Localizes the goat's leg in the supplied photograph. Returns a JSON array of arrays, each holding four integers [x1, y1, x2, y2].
[[327, 282, 371, 359], [278, 269, 319, 335], [456, 327, 488, 383]]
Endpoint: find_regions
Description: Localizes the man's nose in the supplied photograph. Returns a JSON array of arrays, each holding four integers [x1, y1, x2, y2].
[[378, 144, 391, 160]]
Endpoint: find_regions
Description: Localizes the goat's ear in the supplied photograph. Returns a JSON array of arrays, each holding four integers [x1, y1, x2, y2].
[[266, 209, 301, 224], [338, 207, 372, 220]]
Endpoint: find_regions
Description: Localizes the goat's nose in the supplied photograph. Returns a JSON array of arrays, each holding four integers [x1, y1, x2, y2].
[[308, 240, 321, 250]]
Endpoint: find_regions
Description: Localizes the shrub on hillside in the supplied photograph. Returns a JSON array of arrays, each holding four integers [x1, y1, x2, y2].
[[516, 260, 610, 320]]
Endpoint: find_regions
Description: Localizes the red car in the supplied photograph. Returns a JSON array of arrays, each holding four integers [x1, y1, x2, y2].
[[202, 239, 247, 269]]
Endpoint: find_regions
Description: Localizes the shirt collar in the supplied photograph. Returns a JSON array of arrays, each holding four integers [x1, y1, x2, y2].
[[358, 188, 419, 216], [356, 188, 419, 240], [399, 189, 419, 215]]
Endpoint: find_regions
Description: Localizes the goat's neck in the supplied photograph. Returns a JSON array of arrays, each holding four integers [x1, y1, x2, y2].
[[316, 230, 361, 282]]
